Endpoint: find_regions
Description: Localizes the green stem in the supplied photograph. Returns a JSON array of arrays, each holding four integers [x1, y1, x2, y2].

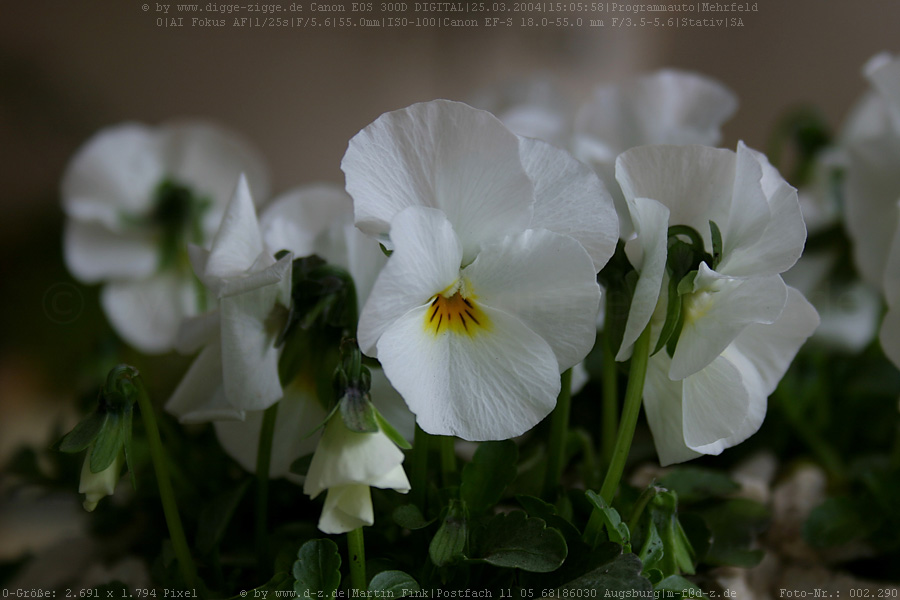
[[542, 369, 573, 500], [439, 436, 457, 487], [347, 527, 367, 592], [626, 486, 658, 534], [255, 401, 279, 576], [601, 328, 619, 467], [599, 323, 652, 505], [410, 425, 430, 510], [135, 380, 199, 592]]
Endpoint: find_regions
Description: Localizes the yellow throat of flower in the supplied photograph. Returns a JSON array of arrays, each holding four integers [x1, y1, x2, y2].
[[424, 289, 490, 337]]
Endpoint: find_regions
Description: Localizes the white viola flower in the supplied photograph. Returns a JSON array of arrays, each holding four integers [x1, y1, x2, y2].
[[206, 184, 413, 478], [165, 175, 292, 423], [303, 414, 410, 535], [574, 70, 738, 238], [343, 100, 618, 441], [614, 143, 819, 463], [62, 121, 269, 354], [79, 448, 124, 512]]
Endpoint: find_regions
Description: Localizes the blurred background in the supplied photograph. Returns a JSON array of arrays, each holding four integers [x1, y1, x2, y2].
[[2, 0, 899, 588]]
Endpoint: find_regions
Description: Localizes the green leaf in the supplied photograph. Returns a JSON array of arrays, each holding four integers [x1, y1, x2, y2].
[[653, 275, 683, 356], [646, 491, 696, 576], [368, 571, 420, 596], [557, 550, 652, 594], [58, 411, 108, 453], [584, 490, 631, 549], [229, 572, 293, 599], [469, 511, 567, 573], [90, 411, 125, 473], [658, 467, 740, 503], [656, 574, 707, 599], [293, 539, 342, 598], [803, 496, 873, 548], [698, 498, 768, 568], [429, 499, 468, 567], [638, 520, 664, 574], [393, 504, 436, 530], [375, 409, 412, 450], [196, 478, 253, 555], [460, 440, 518, 513], [123, 407, 135, 489], [339, 390, 378, 433], [516, 495, 582, 545]]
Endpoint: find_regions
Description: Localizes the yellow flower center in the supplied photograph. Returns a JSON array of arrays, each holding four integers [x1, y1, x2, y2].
[[424, 291, 490, 337], [683, 290, 715, 325]]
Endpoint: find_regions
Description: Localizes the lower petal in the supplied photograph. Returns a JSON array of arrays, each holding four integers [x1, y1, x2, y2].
[[682, 355, 750, 451], [318, 484, 374, 535]]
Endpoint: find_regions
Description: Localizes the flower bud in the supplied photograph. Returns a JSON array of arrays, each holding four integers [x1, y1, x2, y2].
[[79, 447, 125, 512]]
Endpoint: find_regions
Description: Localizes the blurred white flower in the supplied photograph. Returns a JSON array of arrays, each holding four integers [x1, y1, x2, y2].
[[79, 448, 124, 512], [166, 175, 291, 423], [303, 414, 410, 534], [614, 142, 819, 464], [343, 100, 617, 440], [62, 121, 269, 353]]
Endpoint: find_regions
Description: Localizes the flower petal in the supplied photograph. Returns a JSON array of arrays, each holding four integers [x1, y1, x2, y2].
[[318, 484, 374, 534], [204, 175, 265, 281], [63, 220, 157, 283], [642, 352, 701, 466], [376, 304, 561, 441], [670, 265, 788, 380], [865, 53, 900, 131], [343, 100, 534, 261], [463, 228, 600, 371], [166, 342, 244, 423], [259, 184, 354, 260], [682, 354, 750, 451], [357, 206, 463, 356], [101, 274, 197, 354], [518, 136, 618, 271]]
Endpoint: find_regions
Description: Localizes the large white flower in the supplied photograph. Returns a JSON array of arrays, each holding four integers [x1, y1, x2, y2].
[[166, 175, 292, 423], [342, 100, 617, 441], [304, 414, 410, 535], [62, 121, 269, 353], [614, 143, 819, 464]]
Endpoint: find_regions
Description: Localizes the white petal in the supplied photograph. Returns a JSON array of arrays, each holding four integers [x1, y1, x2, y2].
[[865, 53, 900, 131], [463, 228, 601, 371], [166, 342, 244, 423], [720, 142, 771, 257], [63, 220, 157, 283], [101, 274, 197, 354], [317, 485, 374, 534], [259, 184, 354, 260], [342, 100, 534, 261], [62, 123, 164, 229], [517, 136, 618, 271], [670, 266, 788, 380], [616, 197, 670, 361], [376, 304, 561, 441], [219, 256, 291, 412], [304, 417, 409, 498], [642, 352, 701, 466], [682, 354, 750, 451], [214, 377, 327, 478], [357, 206, 463, 356], [204, 175, 265, 280], [175, 311, 221, 354]]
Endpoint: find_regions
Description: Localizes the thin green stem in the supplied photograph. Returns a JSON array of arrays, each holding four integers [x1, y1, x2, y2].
[[599, 323, 652, 505], [601, 328, 619, 467], [347, 527, 367, 592], [410, 425, 430, 510], [439, 436, 457, 487], [135, 380, 199, 592], [255, 401, 279, 576], [542, 369, 573, 500], [626, 486, 658, 534]]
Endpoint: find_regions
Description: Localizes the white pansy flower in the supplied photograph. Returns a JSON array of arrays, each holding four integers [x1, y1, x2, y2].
[[343, 100, 617, 441], [62, 121, 269, 353], [614, 143, 819, 464], [166, 175, 292, 423], [185, 184, 413, 477], [574, 69, 738, 238], [79, 448, 124, 512], [303, 415, 410, 535]]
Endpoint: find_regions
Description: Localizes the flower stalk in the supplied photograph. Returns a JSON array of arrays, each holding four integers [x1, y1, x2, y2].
[[347, 527, 367, 592], [542, 369, 573, 500], [255, 401, 279, 576]]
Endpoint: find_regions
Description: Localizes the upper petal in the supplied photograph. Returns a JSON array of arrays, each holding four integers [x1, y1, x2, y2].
[[259, 183, 354, 261], [375, 304, 561, 441], [357, 206, 463, 356], [518, 136, 618, 271], [642, 352, 701, 466], [682, 354, 751, 451], [63, 220, 158, 283], [166, 341, 244, 423], [463, 228, 600, 371], [342, 100, 534, 261], [204, 175, 265, 281]]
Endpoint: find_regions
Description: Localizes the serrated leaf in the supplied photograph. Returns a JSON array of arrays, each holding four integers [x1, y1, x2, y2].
[[460, 440, 518, 513], [429, 500, 468, 567], [368, 571, 420, 596], [470, 511, 567, 573], [516, 495, 582, 545], [293, 539, 342, 598], [90, 411, 125, 473], [58, 411, 108, 453], [584, 490, 630, 549], [638, 520, 664, 574], [393, 504, 435, 530], [646, 491, 696, 576], [556, 551, 652, 594], [658, 467, 740, 503], [197, 478, 253, 555]]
